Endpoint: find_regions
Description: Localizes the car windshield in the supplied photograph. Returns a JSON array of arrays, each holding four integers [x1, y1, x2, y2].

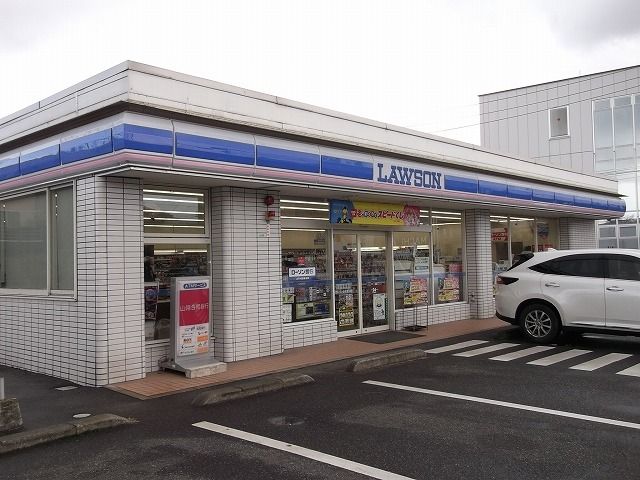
[[507, 252, 534, 270]]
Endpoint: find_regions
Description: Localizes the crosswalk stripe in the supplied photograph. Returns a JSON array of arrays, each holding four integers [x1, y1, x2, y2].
[[453, 343, 520, 357], [527, 349, 591, 366], [490, 346, 555, 361], [570, 353, 633, 371], [616, 363, 640, 377], [425, 340, 489, 354]]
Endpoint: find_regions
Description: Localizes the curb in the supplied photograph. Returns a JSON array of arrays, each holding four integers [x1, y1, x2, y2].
[[346, 349, 427, 372], [192, 372, 314, 406], [0, 414, 136, 454]]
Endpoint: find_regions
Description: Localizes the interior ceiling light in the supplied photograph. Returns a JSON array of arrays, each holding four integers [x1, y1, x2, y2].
[[280, 206, 329, 212], [281, 216, 329, 220], [432, 211, 461, 216], [144, 224, 204, 229], [281, 199, 329, 206], [143, 217, 204, 222], [143, 197, 204, 204], [144, 209, 204, 215], [143, 189, 204, 197]]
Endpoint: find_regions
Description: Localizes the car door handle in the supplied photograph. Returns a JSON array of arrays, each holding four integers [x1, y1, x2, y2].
[[606, 286, 624, 292], [544, 282, 560, 288]]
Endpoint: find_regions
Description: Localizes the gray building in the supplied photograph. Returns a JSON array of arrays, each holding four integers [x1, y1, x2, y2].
[[479, 66, 640, 249]]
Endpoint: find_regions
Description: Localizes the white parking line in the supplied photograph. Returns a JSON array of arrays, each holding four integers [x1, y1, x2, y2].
[[363, 381, 640, 430], [425, 340, 488, 354], [490, 345, 555, 361], [570, 353, 633, 371], [453, 343, 520, 357], [192, 421, 415, 480], [527, 349, 591, 366], [617, 363, 640, 377]]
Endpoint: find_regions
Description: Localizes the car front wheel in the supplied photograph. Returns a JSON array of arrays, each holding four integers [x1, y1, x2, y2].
[[519, 303, 561, 344]]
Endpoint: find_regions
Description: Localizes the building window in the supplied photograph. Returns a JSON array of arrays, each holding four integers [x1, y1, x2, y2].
[[432, 210, 464, 304], [143, 188, 206, 236], [50, 186, 74, 291], [280, 198, 331, 323], [594, 96, 639, 173], [393, 231, 431, 309], [281, 229, 331, 323], [0, 185, 74, 294], [549, 106, 569, 138], [144, 244, 210, 341]]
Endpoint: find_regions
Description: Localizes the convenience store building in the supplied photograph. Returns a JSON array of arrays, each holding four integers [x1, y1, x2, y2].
[[0, 62, 624, 386]]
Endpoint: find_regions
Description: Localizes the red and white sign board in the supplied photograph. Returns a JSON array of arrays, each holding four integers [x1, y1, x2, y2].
[[172, 277, 210, 358]]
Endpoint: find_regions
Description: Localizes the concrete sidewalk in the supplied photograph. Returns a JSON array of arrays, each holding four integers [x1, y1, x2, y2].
[[109, 318, 505, 399]]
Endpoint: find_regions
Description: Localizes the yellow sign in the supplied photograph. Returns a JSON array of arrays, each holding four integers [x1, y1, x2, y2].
[[330, 200, 421, 226]]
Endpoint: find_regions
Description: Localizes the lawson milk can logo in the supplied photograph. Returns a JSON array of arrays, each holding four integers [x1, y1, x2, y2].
[[376, 162, 442, 190]]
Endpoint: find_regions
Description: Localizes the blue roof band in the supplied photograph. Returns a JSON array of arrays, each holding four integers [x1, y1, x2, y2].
[[0, 156, 20, 181], [507, 185, 532, 200], [20, 145, 61, 175], [176, 132, 255, 165], [256, 145, 320, 173], [444, 175, 478, 193], [112, 124, 173, 154], [532, 189, 555, 203], [479, 180, 508, 197], [321, 155, 373, 180], [554, 193, 574, 206], [61, 129, 113, 164]]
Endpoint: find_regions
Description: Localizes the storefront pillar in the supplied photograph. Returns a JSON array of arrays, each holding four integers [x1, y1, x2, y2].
[[78, 176, 145, 385], [464, 209, 494, 319], [559, 218, 597, 249], [210, 187, 283, 362]]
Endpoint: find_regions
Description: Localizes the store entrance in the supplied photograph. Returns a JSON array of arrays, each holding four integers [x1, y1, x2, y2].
[[333, 232, 389, 336]]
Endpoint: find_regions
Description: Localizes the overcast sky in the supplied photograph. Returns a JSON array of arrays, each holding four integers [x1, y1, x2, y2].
[[1, 0, 639, 144]]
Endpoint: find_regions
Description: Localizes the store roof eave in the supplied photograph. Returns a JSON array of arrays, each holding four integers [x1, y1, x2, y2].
[[0, 61, 618, 195]]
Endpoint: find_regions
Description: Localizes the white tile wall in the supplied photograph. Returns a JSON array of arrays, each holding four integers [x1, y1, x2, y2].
[[393, 303, 471, 329], [210, 187, 283, 362], [0, 176, 145, 386], [559, 218, 597, 249], [282, 318, 337, 349], [464, 209, 495, 318]]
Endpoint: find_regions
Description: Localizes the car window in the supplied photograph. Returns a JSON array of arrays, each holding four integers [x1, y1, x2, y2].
[[606, 255, 640, 281], [529, 254, 605, 278], [507, 252, 534, 271]]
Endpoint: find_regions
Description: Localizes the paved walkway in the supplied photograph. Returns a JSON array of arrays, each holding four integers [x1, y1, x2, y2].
[[109, 318, 505, 399]]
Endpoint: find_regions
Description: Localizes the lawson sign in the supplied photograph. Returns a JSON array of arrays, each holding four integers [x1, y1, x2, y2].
[[376, 161, 442, 190]]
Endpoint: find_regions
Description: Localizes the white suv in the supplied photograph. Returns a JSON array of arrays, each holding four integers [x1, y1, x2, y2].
[[495, 249, 640, 343]]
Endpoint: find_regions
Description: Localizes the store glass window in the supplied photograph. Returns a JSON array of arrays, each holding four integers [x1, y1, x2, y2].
[[393, 231, 431, 309], [432, 210, 464, 304], [0, 192, 47, 290], [491, 216, 510, 283], [510, 217, 535, 261], [144, 244, 210, 341], [143, 188, 206, 235], [50, 186, 74, 291], [281, 229, 331, 323], [536, 218, 559, 251]]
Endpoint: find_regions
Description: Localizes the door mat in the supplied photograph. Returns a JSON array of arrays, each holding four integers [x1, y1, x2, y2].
[[346, 331, 422, 344]]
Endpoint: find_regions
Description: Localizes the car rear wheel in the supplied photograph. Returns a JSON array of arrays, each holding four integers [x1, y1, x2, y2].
[[519, 303, 560, 344]]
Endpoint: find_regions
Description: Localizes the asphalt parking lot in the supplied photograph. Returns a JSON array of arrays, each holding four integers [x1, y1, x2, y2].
[[3, 326, 640, 479]]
